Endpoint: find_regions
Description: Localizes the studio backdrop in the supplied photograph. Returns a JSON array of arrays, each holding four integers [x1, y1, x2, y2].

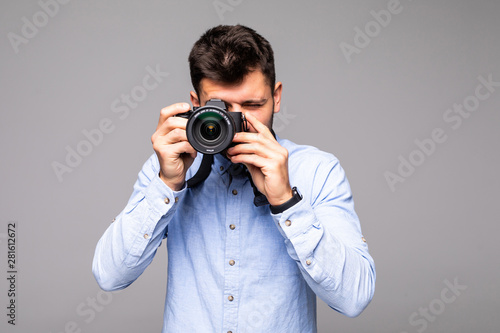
[[1, 0, 499, 332]]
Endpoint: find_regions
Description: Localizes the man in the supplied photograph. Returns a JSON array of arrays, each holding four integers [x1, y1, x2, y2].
[[93, 24, 375, 332]]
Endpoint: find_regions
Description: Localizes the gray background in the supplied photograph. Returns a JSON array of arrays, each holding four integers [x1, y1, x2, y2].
[[1, 0, 499, 332]]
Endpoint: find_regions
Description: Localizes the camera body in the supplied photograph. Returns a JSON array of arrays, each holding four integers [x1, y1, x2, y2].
[[176, 99, 248, 154]]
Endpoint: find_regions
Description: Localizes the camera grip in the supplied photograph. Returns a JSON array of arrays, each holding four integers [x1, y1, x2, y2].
[[174, 110, 193, 119]]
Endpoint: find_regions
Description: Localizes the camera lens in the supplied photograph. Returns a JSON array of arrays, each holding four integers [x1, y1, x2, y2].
[[201, 121, 221, 141], [189, 111, 231, 153], [185, 105, 239, 154], [194, 113, 226, 144]]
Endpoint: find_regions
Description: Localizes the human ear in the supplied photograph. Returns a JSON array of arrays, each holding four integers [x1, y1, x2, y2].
[[273, 82, 282, 113], [190, 91, 200, 107]]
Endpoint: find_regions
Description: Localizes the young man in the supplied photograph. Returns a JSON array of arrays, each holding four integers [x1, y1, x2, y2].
[[93, 25, 375, 332]]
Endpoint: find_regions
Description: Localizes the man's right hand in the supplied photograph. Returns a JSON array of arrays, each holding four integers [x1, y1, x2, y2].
[[151, 103, 197, 191]]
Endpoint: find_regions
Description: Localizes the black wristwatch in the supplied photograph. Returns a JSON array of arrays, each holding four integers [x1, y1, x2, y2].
[[270, 187, 302, 214]]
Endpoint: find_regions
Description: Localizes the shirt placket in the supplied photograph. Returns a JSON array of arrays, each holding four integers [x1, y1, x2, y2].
[[222, 176, 243, 333]]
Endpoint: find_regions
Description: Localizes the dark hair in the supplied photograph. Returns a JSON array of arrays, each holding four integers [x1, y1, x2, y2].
[[188, 24, 276, 97]]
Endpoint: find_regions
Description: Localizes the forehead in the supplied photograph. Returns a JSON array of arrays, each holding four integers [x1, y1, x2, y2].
[[199, 70, 271, 102]]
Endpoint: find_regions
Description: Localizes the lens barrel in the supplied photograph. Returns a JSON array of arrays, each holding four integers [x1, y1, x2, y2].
[[186, 105, 242, 154]]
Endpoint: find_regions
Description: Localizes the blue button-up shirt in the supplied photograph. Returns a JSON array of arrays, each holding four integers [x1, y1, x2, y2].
[[92, 136, 375, 332]]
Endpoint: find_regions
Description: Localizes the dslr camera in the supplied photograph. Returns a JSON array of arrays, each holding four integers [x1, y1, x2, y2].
[[176, 99, 248, 154]]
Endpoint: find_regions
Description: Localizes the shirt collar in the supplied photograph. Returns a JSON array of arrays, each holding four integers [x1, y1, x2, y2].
[[213, 152, 234, 175], [213, 152, 249, 178]]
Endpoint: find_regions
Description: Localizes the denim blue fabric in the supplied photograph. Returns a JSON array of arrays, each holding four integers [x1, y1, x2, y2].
[[92, 136, 375, 332]]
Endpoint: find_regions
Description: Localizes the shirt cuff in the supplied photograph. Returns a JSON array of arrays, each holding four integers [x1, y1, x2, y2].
[[145, 173, 187, 216], [270, 196, 321, 241]]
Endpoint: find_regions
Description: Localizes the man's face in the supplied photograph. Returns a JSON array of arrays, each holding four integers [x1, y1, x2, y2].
[[190, 70, 282, 133]]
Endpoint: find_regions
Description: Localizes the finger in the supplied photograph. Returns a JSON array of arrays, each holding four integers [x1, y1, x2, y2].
[[232, 132, 275, 148], [162, 141, 197, 157], [244, 112, 274, 139], [227, 142, 273, 159], [162, 127, 188, 145], [153, 131, 194, 155], [231, 131, 258, 143], [157, 102, 191, 129], [155, 116, 188, 136], [228, 153, 267, 169], [229, 147, 288, 173], [231, 132, 283, 156]]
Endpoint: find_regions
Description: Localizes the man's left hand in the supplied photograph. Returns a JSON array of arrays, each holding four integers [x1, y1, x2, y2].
[[227, 113, 293, 206]]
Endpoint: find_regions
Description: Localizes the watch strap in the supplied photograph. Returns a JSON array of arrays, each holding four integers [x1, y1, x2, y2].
[[270, 187, 302, 214]]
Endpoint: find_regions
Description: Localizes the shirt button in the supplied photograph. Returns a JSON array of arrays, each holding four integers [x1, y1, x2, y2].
[[232, 189, 238, 195], [229, 224, 236, 230], [229, 260, 235, 266], [228, 295, 234, 302], [362, 237, 366, 242], [175, 197, 179, 203], [164, 197, 170, 204], [144, 234, 150, 240], [285, 220, 292, 227], [306, 259, 312, 265], [220, 166, 224, 171]]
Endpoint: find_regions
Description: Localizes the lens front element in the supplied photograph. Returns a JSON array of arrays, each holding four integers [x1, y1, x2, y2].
[[199, 118, 222, 142], [203, 123, 219, 140]]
